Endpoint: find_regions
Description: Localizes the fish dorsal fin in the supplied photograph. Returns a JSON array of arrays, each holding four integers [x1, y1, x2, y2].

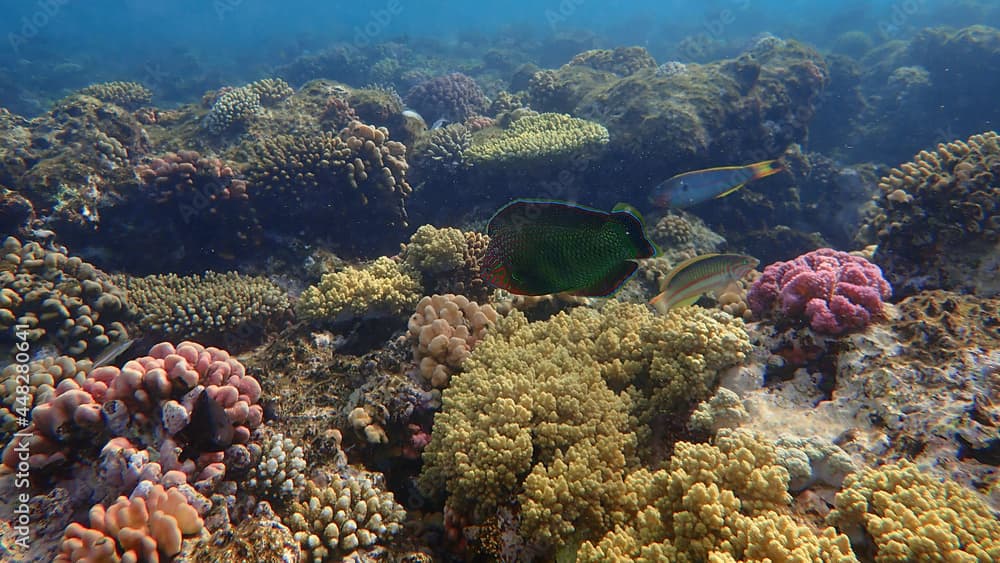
[[488, 199, 610, 237], [659, 253, 721, 291]]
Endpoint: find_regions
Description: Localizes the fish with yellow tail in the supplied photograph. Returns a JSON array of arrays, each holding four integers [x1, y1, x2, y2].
[[649, 253, 759, 313], [651, 159, 784, 209]]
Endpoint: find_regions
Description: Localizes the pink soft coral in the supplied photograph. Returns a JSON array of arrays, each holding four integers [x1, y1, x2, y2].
[[748, 248, 892, 335]]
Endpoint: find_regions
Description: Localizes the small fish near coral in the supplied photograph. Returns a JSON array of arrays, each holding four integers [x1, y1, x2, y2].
[[650, 253, 759, 313], [651, 159, 784, 208], [481, 199, 658, 296]]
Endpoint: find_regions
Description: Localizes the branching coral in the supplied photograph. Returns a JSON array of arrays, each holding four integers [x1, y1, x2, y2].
[[245, 121, 411, 242], [867, 131, 1000, 297], [79, 81, 153, 109], [828, 460, 1000, 561], [296, 257, 422, 322], [464, 112, 609, 167], [419, 302, 750, 548], [577, 430, 857, 562], [402, 225, 468, 275], [287, 474, 405, 561], [202, 78, 293, 134], [119, 271, 289, 343], [405, 73, 488, 122]]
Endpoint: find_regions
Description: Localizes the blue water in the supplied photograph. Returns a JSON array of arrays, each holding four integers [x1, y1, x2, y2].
[[2, 0, 996, 113]]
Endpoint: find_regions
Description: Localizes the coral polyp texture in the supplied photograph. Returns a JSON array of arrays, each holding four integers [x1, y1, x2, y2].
[[296, 257, 422, 322], [56, 483, 205, 562], [78, 81, 153, 109], [0, 355, 92, 440], [400, 226, 493, 303], [419, 302, 751, 548], [867, 131, 1000, 297], [245, 120, 412, 246], [827, 460, 1000, 561], [748, 248, 892, 335], [576, 429, 857, 562], [0, 236, 130, 359], [287, 474, 406, 561], [405, 72, 488, 122], [464, 112, 610, 167], [119, 271, 289, 344], [407, 294, 499, 388], [202, 77, 293, 134]]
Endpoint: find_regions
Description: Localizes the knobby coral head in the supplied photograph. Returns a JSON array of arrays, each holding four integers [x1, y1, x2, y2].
[[748, 248, 892, 335]]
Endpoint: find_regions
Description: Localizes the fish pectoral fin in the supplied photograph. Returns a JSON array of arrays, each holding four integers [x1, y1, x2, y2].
[[714, 183, 747, 199], [570, 262, 639, 297]]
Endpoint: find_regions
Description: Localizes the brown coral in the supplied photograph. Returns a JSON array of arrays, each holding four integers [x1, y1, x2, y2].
[[868, 131, 1000, 297]]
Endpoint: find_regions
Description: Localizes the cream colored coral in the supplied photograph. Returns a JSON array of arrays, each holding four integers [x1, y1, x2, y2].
[[689, 387, 750, 434], [827, 460, 1000, 562], [297, 257, 422, 321], [464, 112, 609, 165], [408, 294, 498, 388], [287, 475, 405, 562], [403, 225, 467, 274]]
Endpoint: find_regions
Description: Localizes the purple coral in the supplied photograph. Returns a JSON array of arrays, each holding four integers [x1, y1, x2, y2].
[[405, 72, 488, 122], [748, 248, 892, 335]]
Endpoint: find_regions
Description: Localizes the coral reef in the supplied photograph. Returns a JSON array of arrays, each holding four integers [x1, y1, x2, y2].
[[405, 73, 488, 122], [748, 248, 892, 335], [866, 131, 1000, 297], [0, 355, 92, 442], [78, 81, 153, 109], [119, 271, 289, 345], [402, 225, 467, 275], [407, 294, 499, 388], [297, 257, 422, 322], [287, 473, 406, 560], [568, 46, 658, 76], [244, 121, 412, 250], [409, 124, 471, 179], [464, 112, 609, 167], [420, 302, 750, 549], [202, 78, 293, 134], [0, 236, 130, 359], [94, 149, 260, 272], [247, 432, 308, 500], [576, 429, 857, 562], [11, 94, 149, 233], [56, 483, 205, 562], [400, 226, 493, 304], [828, 461, 1000, 561]]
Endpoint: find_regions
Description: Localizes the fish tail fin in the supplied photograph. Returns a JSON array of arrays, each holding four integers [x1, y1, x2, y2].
[[649, 291, 670, 314], [747, 159, 784, 180]]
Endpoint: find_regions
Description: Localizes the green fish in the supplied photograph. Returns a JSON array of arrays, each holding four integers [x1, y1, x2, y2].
[[649, 253, 759, 312], [481, 199, 657, 296], [651, 159, 784, 208]]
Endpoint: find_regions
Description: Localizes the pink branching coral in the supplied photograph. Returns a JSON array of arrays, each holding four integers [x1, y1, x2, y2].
[[748, 248, 892, 335]]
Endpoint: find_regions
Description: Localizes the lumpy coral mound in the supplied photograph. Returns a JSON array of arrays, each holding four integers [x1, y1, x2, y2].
[[866, 130, 1000, 297], [748, 248, 892, 335], [419, 301, 751, 548]]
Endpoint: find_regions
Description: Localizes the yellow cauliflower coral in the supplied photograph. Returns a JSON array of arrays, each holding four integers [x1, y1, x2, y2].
[[578, 430, 857, 563], [828, 460, 1000, 562], [420, 302, 752, 549], [402, 225, 467, 274], [464, 112, 609, 166], [296, 257, 421, 321]]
